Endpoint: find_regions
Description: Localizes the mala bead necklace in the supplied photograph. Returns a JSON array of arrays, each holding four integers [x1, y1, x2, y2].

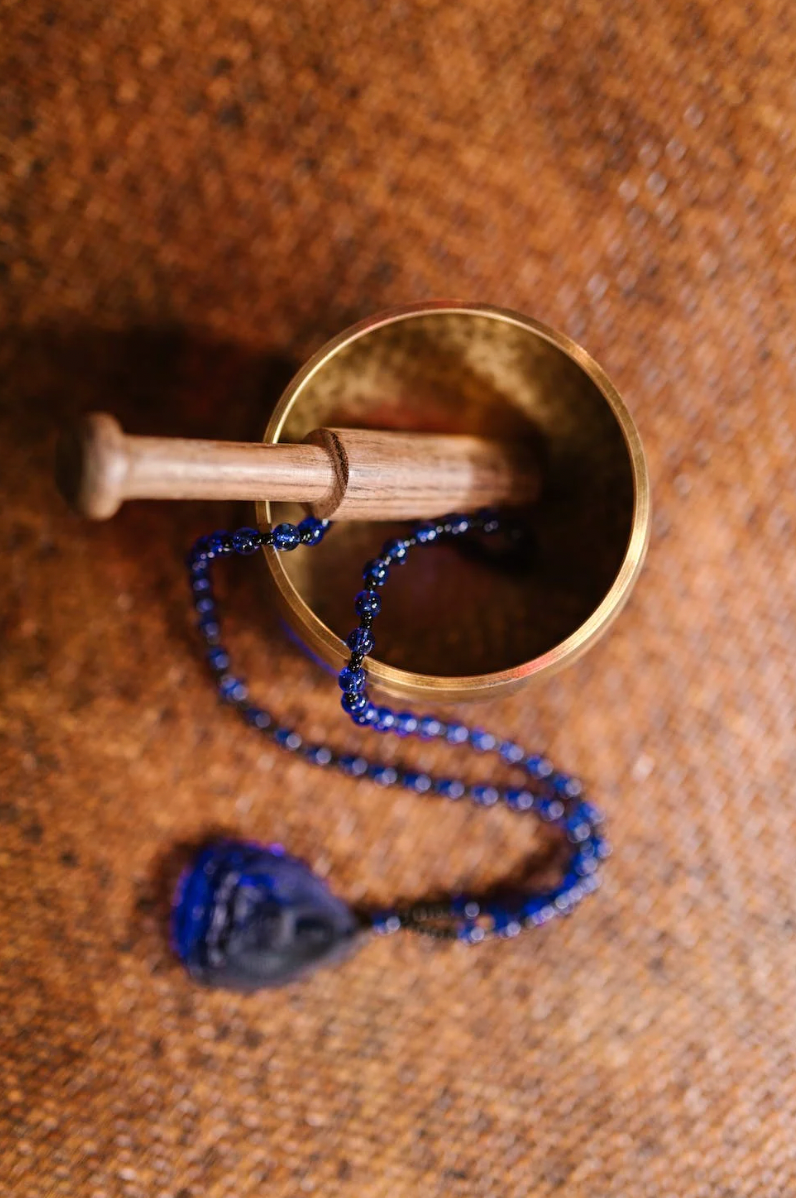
[[173, 510, 609, 990]]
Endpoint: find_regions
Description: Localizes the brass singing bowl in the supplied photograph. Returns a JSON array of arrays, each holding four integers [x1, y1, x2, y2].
[[257, 303, 650, 704]]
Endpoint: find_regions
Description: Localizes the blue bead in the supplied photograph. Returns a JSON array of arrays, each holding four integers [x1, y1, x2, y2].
[[191, 575, 212, 594], [382, 538, 409, 564], [537, 797, 565, 822], [471, 785, 500, 807], [363, 558, 390, 587], [414, 522, 438, 544], [219, 675, 248, 703], [341, 691, 368, 715], [297, 516, 328, 546], [355, 590, 381, 617], [198, 615, 221, 641], [190, 536, 213, 562], [446, 723, 469, 745], [553, 773, 583, 798], [491, 909, 522, 938], [273, 727, 302, 751], [194, 595, 215, 615], [347, 627, 374, 655], [370, 765, 398, 787], [403, 771, 432, 793], [457, 923, 486, 944], [208, 531, 234, 556], [580, 801, 605, 826], [505, 788, 534, 811], [526, 754, 554, 779], [565, 812, 592, 843], [272, 523, 301, 551], [305, 744, 333, 766], [374, 707, 396, 732], [371, 910, 402, 935], [206, 647, 230, 672], [500, 741, 525, 764], [244, 706, 272, 731], [522, 895, 556, 924], [476, 508, 500, 534], [470, 728, 497, 752], [418, 716, 444, 739], [393, 711, 418, 737], [351, 703, 378, 727], [338, 754, 368, 776], [448, 514, 470, 535], [435, 778, 465, 800], [572, 849, 599, 876], [338, 666, 366, 693], [231, 527, 262, 555]]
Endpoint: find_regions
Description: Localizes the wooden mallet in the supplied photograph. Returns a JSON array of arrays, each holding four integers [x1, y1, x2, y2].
[[57, 414, 541, 522]]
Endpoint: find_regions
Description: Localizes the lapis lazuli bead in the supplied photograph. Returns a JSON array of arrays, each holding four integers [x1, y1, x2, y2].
[[341, 691, 368, 715], [553, 773, 583, 798], [471, 785, 499, 806], [173, 840, 360, 990], [338, 666, 366, 693], [272, 523, 301, 551], [208, 531, 234, 556], [526, 755, 554, 779], [219, 675, 248, 703], [298, 516, 327, 546], [374, 707, 396, 732], [414, 522, 438, 544], [244, 706, 272, 731], [505, 788, 534, 811], [355, 590, 381, 617], [198, 616, 221, 641], [305, 744, 333, 766], [436, 778, 465, 800], [370, 764, 398, 787], [191, 536, 213, 562], [382, 538, 409, 564], [446, 723, 469, 745], [351, 703, 378, 726], [500, 741, 525, 764], [232, 528, 261, 555], [393, 711, 418, 736], [346, 627, 374, 655], [206, 647, 230, 672], [273, 727, 302, 750], [338, 754, 368, 776], [447, 514, 470, 535], [363, 558, 390, 587]]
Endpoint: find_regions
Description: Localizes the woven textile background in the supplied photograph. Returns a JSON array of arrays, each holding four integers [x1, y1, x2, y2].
[[2, 2, 796, 1195]]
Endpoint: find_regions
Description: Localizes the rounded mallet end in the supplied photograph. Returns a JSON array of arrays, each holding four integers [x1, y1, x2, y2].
[[56, 413, 129, 520]]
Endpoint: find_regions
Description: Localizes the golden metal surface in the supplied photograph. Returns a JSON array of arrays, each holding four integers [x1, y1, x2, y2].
[[257, 303, 650, 704]]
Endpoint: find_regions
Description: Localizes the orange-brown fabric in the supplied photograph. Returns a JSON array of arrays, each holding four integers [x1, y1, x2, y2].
[[3, 3, 796, 1195]]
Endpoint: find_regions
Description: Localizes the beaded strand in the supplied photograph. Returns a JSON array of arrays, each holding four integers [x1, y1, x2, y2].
[[186, 512, 609, 945]]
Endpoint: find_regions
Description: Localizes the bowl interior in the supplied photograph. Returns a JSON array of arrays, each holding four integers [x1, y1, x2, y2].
[[260, 307, 642, 696]]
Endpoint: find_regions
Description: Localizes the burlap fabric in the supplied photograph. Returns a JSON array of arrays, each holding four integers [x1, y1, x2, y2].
[[3, 3, 796, 1195]]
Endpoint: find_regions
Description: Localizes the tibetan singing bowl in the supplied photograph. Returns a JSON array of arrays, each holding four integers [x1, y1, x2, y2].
[[258, 302, 650, 704]]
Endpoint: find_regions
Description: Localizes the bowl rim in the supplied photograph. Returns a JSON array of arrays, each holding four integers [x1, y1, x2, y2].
[[257, 301, 651, 703]]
